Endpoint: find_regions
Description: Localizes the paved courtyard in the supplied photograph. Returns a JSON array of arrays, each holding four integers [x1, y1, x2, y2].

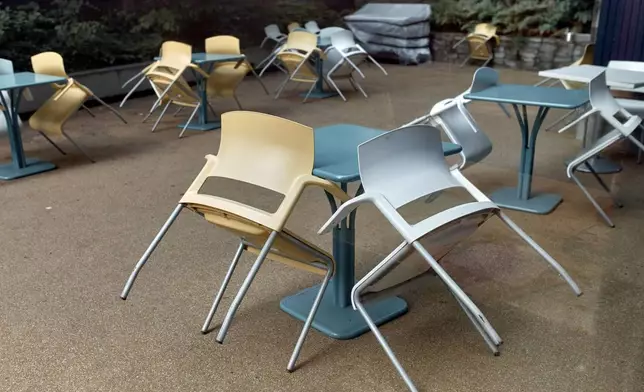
[[1, 63, 643, 391]]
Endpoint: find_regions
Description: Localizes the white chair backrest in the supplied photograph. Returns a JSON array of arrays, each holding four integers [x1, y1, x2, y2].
[[469, 67, 500, 94], [358, 125, 463, 209], [319, 27, 346, 41], [304, 21, 320, 34], [589, 71, 641, 134], [330, 30, 359, 53], [265, 24, 283, 39], [430, 97, 492, 170]]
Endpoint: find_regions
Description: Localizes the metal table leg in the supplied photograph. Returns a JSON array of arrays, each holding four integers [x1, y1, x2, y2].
[[280, 184, 407, 340], [490, 105, 563, 214]]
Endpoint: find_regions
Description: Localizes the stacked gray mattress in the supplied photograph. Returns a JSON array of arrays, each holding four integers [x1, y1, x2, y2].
[[344, 3, 431, 64]]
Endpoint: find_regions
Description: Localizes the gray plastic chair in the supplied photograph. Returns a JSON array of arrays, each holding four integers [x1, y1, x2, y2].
[[318, 124, 582, 392], [558, 70, 644, 227], [429, 96, 492, 170], [402, 67, 510, 128], [323, 45, 367, 101], [608, 60, 644, 163], [0, 58, 18, 135], [304, 21, 321, 34]]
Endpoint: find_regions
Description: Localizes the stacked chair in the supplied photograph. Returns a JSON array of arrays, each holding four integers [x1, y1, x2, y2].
[[28, 52, 127, 161], [205, 36, 251, 110], [274, 30, 324, 102], [121, 111, 349, 372], [452, 23, 500, 67], [318, 124, 582, 392], [556, 70, 644, 227], [323, 30, 387, 101]]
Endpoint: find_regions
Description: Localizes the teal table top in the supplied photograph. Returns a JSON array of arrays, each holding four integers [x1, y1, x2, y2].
[[190, 53, 245, 64], [0, 72, 66, 91], [465, 84, 589, 109], [314, 124, 462, 183]]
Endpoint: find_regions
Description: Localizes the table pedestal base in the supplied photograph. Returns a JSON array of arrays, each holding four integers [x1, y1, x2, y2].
[[178, 121, 221, 131], [300, 90, 338, 99], [490, 187, 562, 214], [0, 158, 56, 180], [280, 284, 408, 340]]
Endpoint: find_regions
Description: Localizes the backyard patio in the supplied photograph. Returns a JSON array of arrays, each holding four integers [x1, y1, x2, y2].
[[1, 62, 644, 391]]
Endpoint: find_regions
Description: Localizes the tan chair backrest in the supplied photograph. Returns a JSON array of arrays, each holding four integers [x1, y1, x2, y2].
[[563, 44, 596, 90], [285, 30, 318, 53], [473, 23, 497, 38], [31, 52, 68, 78], [287, 22, 301, 32], [29, 85, 89, 136], [160, 41, 193, 70], [147, 69, 199, 105], [205, 36, 241, 55]]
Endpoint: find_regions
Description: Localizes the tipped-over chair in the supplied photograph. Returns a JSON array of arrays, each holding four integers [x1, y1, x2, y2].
[[121, 111, 349, 371], [318, 124, 581, 392], [607, 60, 644, 163], [557, 70, 644, 227], [31, 51, 126, 124], [274, 31, 324, 102], [205, 36, 251, 110], [452, 23, 500, 67]]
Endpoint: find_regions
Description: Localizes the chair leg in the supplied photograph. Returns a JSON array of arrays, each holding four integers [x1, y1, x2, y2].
[[350, 77, 368, 98], [449, 289, 500, 354], [201, 242, 246, 333], [497, 211, 583, 296], [628, 133, 644, 164], [62, 131, 95, 163], [173, 106, 184, 117], [367, 55, 388, 75], [584, 162, 622, 208], [216, 231, 278, 344], [93, 95, 127, 124], [250, 67, 270, 95], [82, 104, 96, 118], [274, 76, 290, 99], [120, 204, 184, 299], [459, 55, 472, 68], [120, 76, 147, 108], [354, 296, 418, 392], [152, 101, 172, 133], [260, 37, 268, 48], [326, 76, 346, 102], [302, 83, 316, 103], [207, 102, 218, 118], [412, 242, 502, 346], [38, 131, 66, 155], [233, 93, 243, 110], [570, 172, 615, 227], [287, 265, 333, 372], [142, 102, 160, 123], [179, 105, 200, 139]]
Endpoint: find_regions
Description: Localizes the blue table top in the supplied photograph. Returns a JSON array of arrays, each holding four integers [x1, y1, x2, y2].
[[464, 84, 589, 109], [314, 124, 462, 183], [154, 53, 245, 65], [0, 72, 66, 91]]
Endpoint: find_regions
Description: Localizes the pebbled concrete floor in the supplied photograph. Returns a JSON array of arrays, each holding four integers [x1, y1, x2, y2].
[[1, 62, 644, 392]]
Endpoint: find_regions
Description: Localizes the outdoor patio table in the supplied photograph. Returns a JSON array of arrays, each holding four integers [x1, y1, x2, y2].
[[154, 53, 245, 131], [279, 123, 462, 339], [464, 85, 589, 214], [539, 64, 644, 174], [301, 34, 337, 99], [0, 72, 67, 180]]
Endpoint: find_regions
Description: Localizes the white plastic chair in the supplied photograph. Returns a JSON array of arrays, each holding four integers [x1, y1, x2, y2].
[[557, 70, 644, 227], [0, 59, 20, 135], [318, 124, 582, 392], [329, 30, 387, 75], [304, 21, 321, 34], [608, 60, 644, 163], [260, 24, 288, 48], [322, 45, 368, 101], [429, 97, 492, 170]]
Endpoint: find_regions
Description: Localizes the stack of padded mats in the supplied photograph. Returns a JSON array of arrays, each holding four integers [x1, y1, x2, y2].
[[344, 3, 431, 65]]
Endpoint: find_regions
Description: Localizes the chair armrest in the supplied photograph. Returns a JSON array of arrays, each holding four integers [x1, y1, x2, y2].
[[52, 79, 75, 101], [558, 108, 598, 133], [318, 193, 376, 234]]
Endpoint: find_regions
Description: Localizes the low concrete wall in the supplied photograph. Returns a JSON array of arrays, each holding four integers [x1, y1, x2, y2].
[[432, 32, 593, 70]]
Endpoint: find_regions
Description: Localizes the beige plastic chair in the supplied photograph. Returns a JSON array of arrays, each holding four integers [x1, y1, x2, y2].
[[453, 23, 500, 67], [120, 111, 349, 372], [205, 36, 251, 109], [274, 31, 324, 102], [28, 81, 94, 162], [31, 52, 127, 124], [287, 22, 301, 32]]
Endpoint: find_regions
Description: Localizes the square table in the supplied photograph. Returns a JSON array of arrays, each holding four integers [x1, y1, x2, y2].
[[465, 85, 589, 214], [539, 64, 644, 90], [280, 123, 462, 339], [0, 72, 67, 180]]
